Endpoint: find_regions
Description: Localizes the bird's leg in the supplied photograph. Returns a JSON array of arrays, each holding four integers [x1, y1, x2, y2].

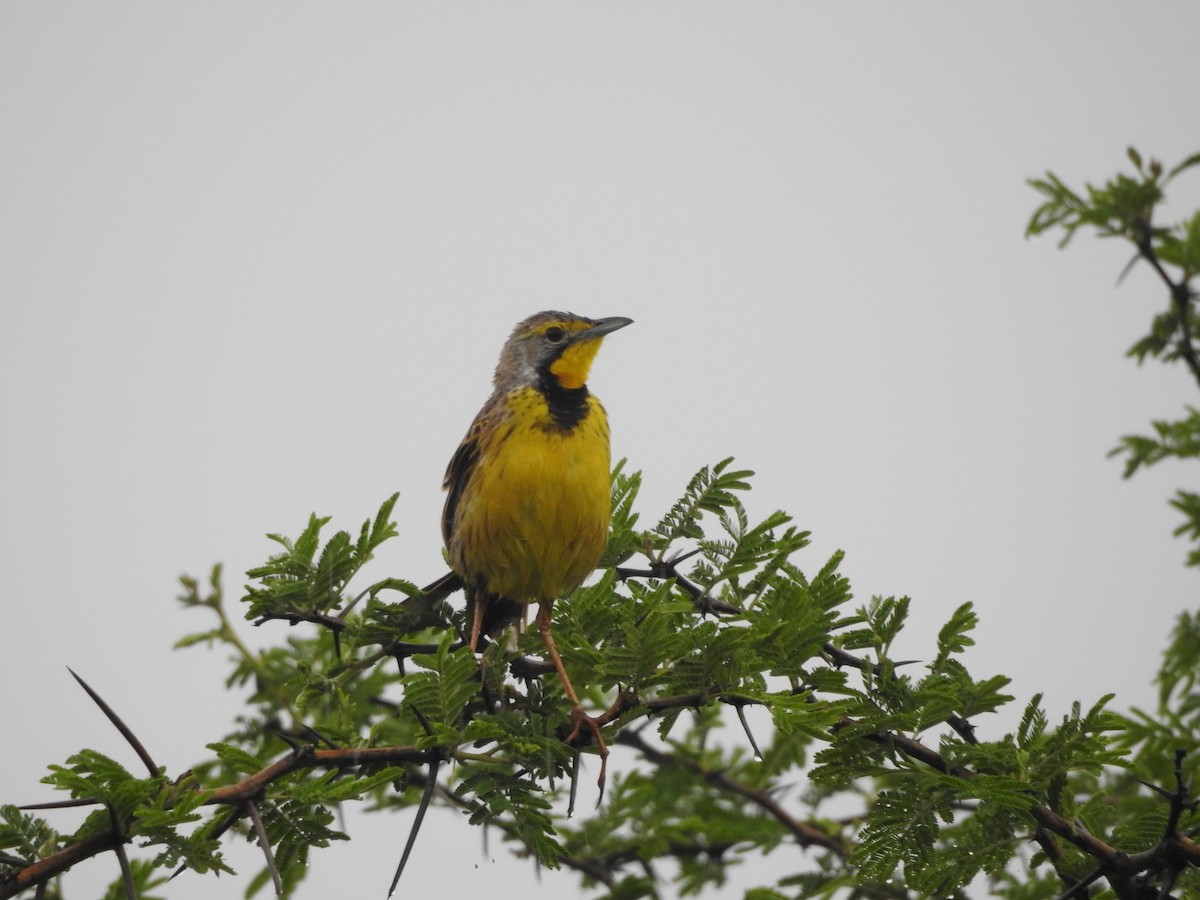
[[535, 600, 609, 794], [467, 589, 505, 713], [468, 589, 486, 652]]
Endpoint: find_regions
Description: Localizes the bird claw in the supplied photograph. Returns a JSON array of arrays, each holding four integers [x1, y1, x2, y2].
[[562, 706, 610, 801]]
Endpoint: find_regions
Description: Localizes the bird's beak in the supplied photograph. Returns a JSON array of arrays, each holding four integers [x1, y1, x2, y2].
[[577, 316, 633, 341]]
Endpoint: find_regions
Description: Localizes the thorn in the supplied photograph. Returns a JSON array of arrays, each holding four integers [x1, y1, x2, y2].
[[297, 724, 341, 751], [566, 752, 580, 818], [338, 585, 370, 620], [67, 668, 159, 778], [388, 757, 441, 896], [1134, 776, 1174, 801], [1048, 864, 1104, 900], [734, 703, 762, 760], [1116, 250, 1141, 286], [268, 728, 309, 755], [246, 800, 283, 897], [19, 798, 97, 810]]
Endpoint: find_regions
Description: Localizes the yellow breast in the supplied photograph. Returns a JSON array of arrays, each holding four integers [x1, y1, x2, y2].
[[449, 386, 612, 604]]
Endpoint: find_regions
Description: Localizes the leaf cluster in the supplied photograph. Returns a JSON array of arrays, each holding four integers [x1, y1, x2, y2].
[[6, 457, 1198, 899], [1030, 148, 1200, 576]]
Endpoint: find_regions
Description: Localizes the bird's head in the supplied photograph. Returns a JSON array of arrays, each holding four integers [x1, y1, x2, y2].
[[495, 311, 633, 393]]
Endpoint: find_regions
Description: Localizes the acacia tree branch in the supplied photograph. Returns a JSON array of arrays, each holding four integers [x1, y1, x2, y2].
[[615, 728, 846, 856], [623, 682, 1200, 897], [10, 569, 1197, 900], [1, 745, 437, 900], [1133, 223, 1200, 390], [821, 642, 979, 745], [9, 666, 1196, 900], [0, 830, 126, 900], [836, 716, 1200, 898]]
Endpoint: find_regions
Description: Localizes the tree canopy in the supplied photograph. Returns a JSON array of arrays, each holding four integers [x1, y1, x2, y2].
[[3, 148, 1200, 900]]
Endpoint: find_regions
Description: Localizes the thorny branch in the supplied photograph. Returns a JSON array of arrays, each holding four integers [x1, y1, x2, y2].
[[6, 570, 1198, 899], [1132, 222, 1200, 391], [616, 728, 846, 856], [0, 745, 437, 900]]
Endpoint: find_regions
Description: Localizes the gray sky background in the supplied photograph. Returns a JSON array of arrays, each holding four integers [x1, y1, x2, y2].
[[3, 4, 1200, 898]]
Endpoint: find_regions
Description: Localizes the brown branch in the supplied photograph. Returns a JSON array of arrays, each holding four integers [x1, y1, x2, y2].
[[0, 829, 125, 899], [12, 586, 1198, 900], [251, 610, 347, 633], [830, 714, 1200, 898], [108, 804, 135, 900], [1, 745, 437, 900], [206, 745, 433, 805], [615, 556, 742, 616], [821, 642, 979, 745], [1031, 824, 1099, 900], [616, 729, 845, 857], [833, 715, 966, 776]]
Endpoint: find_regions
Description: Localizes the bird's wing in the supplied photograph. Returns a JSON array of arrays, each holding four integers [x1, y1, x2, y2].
[[441, 396, 497, 548]]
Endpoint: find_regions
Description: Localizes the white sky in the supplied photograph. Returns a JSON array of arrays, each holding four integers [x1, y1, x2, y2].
[[3, 4, 1199, 898]]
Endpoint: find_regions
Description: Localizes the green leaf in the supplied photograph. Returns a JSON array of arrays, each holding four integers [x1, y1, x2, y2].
[[1167, 150, 1200, 181], [854, 781, 950, 885], [207, 743, 266, 776], [654, 458, 754, 544], [0, 805, 57, 860], [934, 602, 978, 667], [404, 633, 479, 741], [357, 492, 400, 557]]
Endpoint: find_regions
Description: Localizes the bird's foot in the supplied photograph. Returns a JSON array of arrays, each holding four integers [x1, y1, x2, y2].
[[564, 706, 610, 798], [560, 691, 636, 800]]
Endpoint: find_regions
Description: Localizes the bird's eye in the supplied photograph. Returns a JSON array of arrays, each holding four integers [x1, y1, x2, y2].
[[544, 327, 566, 343]]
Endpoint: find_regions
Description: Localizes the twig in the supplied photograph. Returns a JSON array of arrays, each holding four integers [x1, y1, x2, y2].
[[1049, 864, 1104, 900], [1, 830, 124, 899], [616, 729, 845, 856], [113, 841, 136, 900], [833, 716, 965, 776], [252, 610, 347, 633], [107, 804, 136, 900], [1134, 227, 1200, 390], [1, 745, 439, 900], [821, 643, 979, 745], [615, 555, 742, 616], [1163, 748, 1196, 837]]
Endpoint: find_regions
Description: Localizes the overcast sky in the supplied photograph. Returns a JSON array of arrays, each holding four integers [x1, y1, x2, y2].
[[3, 4, 1200, 898]]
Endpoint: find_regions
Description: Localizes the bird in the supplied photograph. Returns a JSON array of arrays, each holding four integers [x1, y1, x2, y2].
[[441, 310, 632, 783]]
